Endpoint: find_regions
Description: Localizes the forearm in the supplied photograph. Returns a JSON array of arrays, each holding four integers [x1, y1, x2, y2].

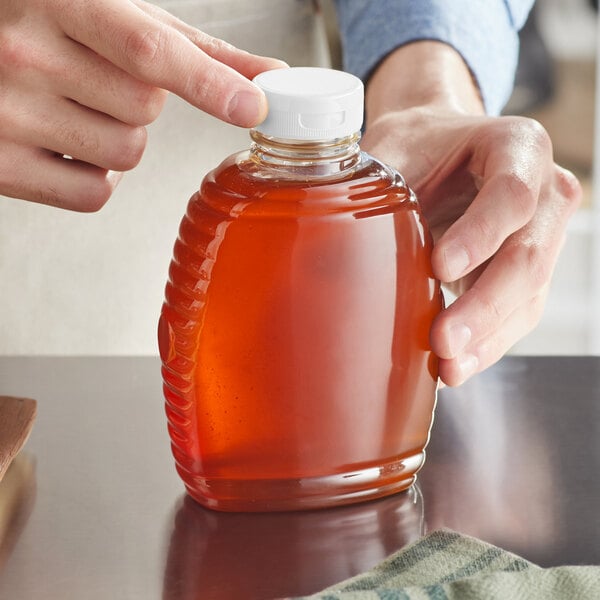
[[334, 0, 534, 116], [365, 41, 486, 125]]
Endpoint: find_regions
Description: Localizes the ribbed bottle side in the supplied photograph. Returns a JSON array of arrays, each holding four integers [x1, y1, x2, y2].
[[159, 197, 227, 481]]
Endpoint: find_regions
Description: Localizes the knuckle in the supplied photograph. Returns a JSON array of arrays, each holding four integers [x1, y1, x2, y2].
[[508, 115, 552, 153], [76, 182, 112, 212], [502, 171, 537, 223], [58, 171, 115, 213], [201, 34, 235, 57], [34, 185, 64, 209], [527, 288, 549, 329], [186, 64, 224, 109], [555, 166, 583, 211], [524, 244, 553, 290], [129, 86, 167, 126], [58, 122, 101, 156], [186, 70, 212, 105], [476, 291, 504, 324], [54, 121, 147, 171], [507, 241, 553, 291], [471, 213, 497, 247], [28, 180, 110, 213], [51, 183, 112, 213], [0, 30, 34, 71], [111, 126, 147, 170], [123, 26, 166, 72]]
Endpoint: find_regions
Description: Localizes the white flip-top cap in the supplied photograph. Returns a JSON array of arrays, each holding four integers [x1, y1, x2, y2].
[[253, 67, 364, 141]]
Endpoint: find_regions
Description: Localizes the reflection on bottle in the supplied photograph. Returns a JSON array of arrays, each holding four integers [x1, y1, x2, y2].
[[0, 453, 36, 570], [162, 485, 425, 600]]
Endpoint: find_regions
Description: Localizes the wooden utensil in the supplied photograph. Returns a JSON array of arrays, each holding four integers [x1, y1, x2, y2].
[[0, 453, 36, 568], [0, 396, 37, 482]]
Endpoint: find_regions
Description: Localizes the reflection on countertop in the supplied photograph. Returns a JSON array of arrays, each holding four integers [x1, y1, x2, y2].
[[162, 486, 424, 600]]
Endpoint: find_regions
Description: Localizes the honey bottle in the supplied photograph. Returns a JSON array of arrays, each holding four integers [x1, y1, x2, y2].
[[158, 67, 443, 511]]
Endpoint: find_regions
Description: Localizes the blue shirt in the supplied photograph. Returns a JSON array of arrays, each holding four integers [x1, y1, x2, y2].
[[334, 0, 535, 115]]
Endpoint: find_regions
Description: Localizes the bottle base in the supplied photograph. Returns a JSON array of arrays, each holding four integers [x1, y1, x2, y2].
[[180, 451, 426, 512]]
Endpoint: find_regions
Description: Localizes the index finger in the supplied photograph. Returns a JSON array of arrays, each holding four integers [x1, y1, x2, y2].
[[56, 0, 272, 127], [432, 118, 549, 283], [130, 0, 287, 80]]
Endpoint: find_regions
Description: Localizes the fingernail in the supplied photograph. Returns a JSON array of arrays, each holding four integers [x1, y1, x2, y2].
[[444, 244, 470, 281], [266, 59, 290, 69], [449, 324, 472, 356], [107, 170, 124, 189], [227, 90, 265, 127], [457, 353, 479, 381]]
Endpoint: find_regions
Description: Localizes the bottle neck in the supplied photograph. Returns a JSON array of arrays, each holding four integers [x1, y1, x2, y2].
[[248, 130, 362, 180]]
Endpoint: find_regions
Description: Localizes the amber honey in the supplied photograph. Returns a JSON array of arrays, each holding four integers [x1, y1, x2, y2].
[[158, 142, 443, 511]]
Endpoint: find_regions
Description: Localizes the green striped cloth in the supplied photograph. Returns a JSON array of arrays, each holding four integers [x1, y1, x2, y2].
[[293, 530, 600, 600]]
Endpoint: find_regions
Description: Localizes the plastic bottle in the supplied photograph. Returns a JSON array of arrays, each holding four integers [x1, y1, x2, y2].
[[158, 67, 443, 512]]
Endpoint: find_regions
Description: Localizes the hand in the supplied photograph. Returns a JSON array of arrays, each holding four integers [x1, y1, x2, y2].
[[362, 108, 581, 386], [0, 0, 285, 211], [362, 41, 582, 387]]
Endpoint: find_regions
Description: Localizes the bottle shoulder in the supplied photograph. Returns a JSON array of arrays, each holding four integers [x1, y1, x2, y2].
[[197, 150, 418, 218]]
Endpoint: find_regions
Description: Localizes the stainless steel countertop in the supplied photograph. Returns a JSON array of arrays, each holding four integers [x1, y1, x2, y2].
[[0, 356, 598, 599]]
